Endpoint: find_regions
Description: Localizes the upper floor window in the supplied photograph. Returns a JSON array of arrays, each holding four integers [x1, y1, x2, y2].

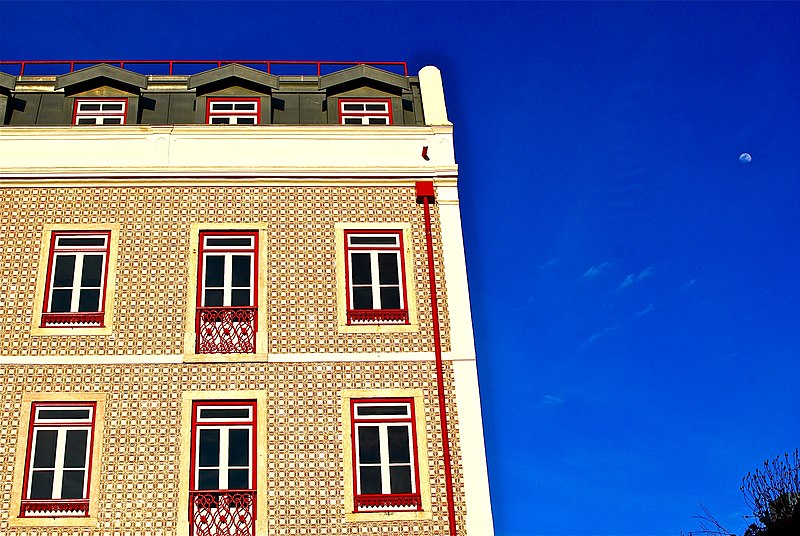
[[207, 99, 259, 125], [189, 401, 257, 536], [339, 99, 392, 125], [344, 230, 408, 324], [21, 402, 97, 517], [42, 231, 111, 328], [73, 99, 126, 125], [350, 399, 422, 512], [196, 231, 258, 353]]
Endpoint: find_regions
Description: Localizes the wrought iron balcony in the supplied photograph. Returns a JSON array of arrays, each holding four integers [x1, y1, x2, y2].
[[354, 492, 422, 512], [196, 307, 257, 354], [347, 308, 409, 324], [20, 498, 90, 517], [189, 490, 256, 536]]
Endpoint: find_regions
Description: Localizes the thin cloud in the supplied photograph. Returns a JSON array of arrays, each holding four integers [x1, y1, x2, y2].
[[541, 395, 565, 406], [681, 278, 697, 290], [538, 258, 559, 271], [579, 324, 619, 350], [617, 266, 654, 291], [582, 262, 613, 279], [635, 304, 654, 317]]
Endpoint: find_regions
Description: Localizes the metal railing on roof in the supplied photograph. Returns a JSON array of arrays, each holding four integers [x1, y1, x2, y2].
[[0, 60, 408, 77]]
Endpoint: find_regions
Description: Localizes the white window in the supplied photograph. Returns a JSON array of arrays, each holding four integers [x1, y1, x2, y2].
[[22, 403, 96, 517], [351, 399, 421, 512], [344, 230, 408, 324], [339, 99, 392, 125], [191, 403, 255, 491], [42, 232, 110, 327], [74, 99, 126, 125], [207, 99, 259, 125]]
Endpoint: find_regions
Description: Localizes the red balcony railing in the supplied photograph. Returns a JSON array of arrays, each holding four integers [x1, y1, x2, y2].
[[347, 308, 409, 324], [20, 498, 90, 517], [41, 311, 104, 327], [189, 490, 255, 536], [0, 60, 408, 77], [196, 307, 257, 354], [354, 492, 422, 512]]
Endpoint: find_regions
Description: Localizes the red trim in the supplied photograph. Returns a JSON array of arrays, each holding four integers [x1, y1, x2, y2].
[[72, 98, 128, 125], [343, 229, 409, 325], [0, 60, 408, 77], [338, 98, 393, 125], [41, 230, 111, 328], [419, 187, 457, 536], [20, 401, 97, 518], [350, 397, 422, 513], [206, 98, 261, 124]]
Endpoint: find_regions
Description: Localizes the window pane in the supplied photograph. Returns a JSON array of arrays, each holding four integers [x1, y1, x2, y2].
[[380, 287, 401, 309], [237, 117, 256, 125], [102, 103, 123, 111], [227, 468, 249, 490], [357, 426, 380, 464], [387, 426, 410, 463], [198, 429, 220, 467], [369, 117, 389, 125], [78, 289, 101, 312], [352, 287, 373, 310], [231, 289, 250, 307], [206, 237, 252, 247], [198, 469, 219, 490], [61, 470, 86, 499], [204, 256, 225, 287], [33, 430, 58, 468], [365, 103, 386, 111], [378, 253, 399, 285], [344, 117, 362, 125], [351, 253, 372, 285], [234, 103, 256, 111], [38, 409, 91, 420], [204, 289, 224, 307], [80, 255, 104, 287], [211, 117, 230, 124], [343, 103, 364, 111], [213, 103, 234, 111], [80, 103, 102, 111], [58, 237, 106, 247], [63, 429, 88, 468], [53, 255, 76, 287], [350, 236, 397, 245], [359, 466, 382, 495], [389, 466, 413, 494], [199, 408, 251, 420], [50, 289, 73, 312], [231, 256, 251, 287], [29, 471, 55, 499], [228, 429, 250, 467], [77, 118, 97, 124], [357, 405, 409, 417], [102, 117, 122, 125]]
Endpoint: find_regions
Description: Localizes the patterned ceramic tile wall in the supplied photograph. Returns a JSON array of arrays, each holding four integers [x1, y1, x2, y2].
[[0, 186, 450, 356], [0, 361, 465, 535]]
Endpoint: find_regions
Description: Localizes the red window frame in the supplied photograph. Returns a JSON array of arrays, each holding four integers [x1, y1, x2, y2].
[[350, 398, 422, 513], [343, 229, 409, 324], [338, 98, 393, 125], [206, 98, 260, 125], [73, 98, 127, 125], [20, 401, 97, 518], [41, 230, 112, 328], [188, 400, 258, 536], [195, 231, 258, 354]]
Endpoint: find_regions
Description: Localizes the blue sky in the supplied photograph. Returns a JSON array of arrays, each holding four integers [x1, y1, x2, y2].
[[2, 2, 798, 534]]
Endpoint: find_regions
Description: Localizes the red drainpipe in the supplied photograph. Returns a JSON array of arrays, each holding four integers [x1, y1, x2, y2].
[[416, 180, 457, 536]]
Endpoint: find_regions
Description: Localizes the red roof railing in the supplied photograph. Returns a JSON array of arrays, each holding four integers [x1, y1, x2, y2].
[[0, 60, 408, 77]]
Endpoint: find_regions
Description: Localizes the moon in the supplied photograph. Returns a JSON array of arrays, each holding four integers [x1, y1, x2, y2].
[[739, 152, 752, 163]]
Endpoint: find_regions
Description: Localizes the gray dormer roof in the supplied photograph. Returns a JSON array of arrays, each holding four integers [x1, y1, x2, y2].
[[187, 64, 279, 91], [0, 71, 16, 94], [55, 64, 148, 92], [318, 64, 409, 92]]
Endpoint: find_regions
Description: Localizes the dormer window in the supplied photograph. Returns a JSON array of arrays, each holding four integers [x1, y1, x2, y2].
[[73, 99, 127, 125], [339, 99, 392, 125], [206, 98, 260, 125]]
